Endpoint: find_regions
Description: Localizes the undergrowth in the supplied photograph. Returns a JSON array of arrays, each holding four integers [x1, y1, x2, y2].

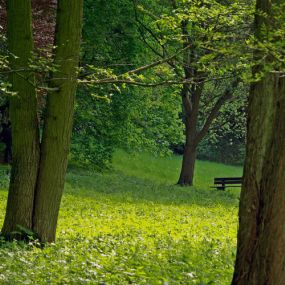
[[0, 151, 242, 284]]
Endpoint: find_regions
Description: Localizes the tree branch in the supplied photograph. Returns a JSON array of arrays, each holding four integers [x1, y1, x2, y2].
[[78, 78, 195, 87], [196, 78, 240, 142], [125, 44, 191, 76]]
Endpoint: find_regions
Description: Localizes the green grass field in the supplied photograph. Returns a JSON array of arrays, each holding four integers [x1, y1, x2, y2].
[[0, 151, 242, 285]]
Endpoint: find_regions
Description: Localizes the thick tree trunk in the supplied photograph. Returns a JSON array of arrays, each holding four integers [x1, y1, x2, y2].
[[232, 0, 285, 283], [232, 78, 274, 284], [2, 0, 40, 237], [232, 73, 285, 285], [32, 0, 83, 242]]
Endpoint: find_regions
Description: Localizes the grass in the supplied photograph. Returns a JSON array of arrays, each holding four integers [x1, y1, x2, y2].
[[113, 150, 242, 192], [0, 151, 242, 285]]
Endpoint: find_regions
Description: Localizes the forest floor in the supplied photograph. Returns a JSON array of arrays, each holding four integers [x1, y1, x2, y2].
[[0, 150, 242, 285]]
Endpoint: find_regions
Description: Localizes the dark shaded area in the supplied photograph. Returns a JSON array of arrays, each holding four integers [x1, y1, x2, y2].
[[0, 103, 12, 164], [170, 143, 184, 155]]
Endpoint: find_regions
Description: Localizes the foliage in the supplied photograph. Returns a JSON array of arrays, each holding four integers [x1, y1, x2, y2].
[[0, 151, 241, 284], [116, 86, 184, 155], [135, 0, 254, 79], [73, 0, 185, 168], [71, 0, 140, 169], [197, 82, 247, 165], [130, 0, 252, 170], [72, 87, 119, 170], [1, 0, 252, 168], [243, 2, 285, 80]]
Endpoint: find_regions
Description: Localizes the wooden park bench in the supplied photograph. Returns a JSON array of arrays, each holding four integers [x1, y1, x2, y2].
[[212, 177, 242, 191]]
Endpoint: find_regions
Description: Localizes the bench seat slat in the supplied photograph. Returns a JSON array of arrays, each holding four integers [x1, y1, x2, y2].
[[212, 177, 242, 191], [215, 178, 242, 182], [215, 177, 241, 179], [214, 181, 241, 184]]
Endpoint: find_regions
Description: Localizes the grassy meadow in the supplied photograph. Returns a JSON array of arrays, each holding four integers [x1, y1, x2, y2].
[[0, 151, 242, 285]]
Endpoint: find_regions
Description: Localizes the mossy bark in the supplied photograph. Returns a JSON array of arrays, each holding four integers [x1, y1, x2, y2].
[[2, 0, 40, 236], [232, 74, 285, 285], [32, 0, 83, 242], [2, 0, 83, 243], [232, 0, 285, 283]]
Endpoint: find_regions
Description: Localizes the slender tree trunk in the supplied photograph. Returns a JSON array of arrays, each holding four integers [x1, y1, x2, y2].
[[176, 18, 204, 187], [2, 0, 40, 237], [177, 83, 201, 186], [32, 0, 83, 242], [177, 78, 238, 186], [232, 0, 285, 283], [178, 132, 197, 186]]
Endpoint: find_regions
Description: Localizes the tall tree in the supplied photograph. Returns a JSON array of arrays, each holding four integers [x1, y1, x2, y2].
[[134, 0, 250, 185], [176, 16, 240, 186], [2, 0, 83, 243], [33, 0, 83, 242], [232, 0, 285, 284], [2, 0, 40, 236]]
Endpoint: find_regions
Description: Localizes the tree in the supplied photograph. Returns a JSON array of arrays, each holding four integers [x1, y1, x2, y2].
[[2, 0, 83, 243], [232, 0, 285, 284], [2, 0, 40, 236], [32, 0, 83, 242], [134, 0, 252, 185]]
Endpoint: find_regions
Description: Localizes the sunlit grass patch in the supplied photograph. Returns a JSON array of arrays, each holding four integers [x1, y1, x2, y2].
[[0, 152, 242, 284]]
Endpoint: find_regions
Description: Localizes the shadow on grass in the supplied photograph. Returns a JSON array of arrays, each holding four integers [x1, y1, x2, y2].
[[65, 169, 239, 209]]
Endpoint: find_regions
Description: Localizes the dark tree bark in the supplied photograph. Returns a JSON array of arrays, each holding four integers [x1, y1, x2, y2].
[[232, 73, 285, 285], [2, 0, 40, 237], [178, 138, 198, 186], [2, 122, 12, 164], [177, 19, 201, 186], [232, 0, 285, 283], [178, 84, 201, 186], [2, 0, 83, 243], [32, 0, 83, 242]]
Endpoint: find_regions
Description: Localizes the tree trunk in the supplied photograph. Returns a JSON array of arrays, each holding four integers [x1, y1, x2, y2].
[[178, 135, 197, 186], [177, 82, 201, 186], [2, 0, 40, 237], [232, 0, 285, 283], [32, 0, 83, 242], [232, 73, 285, 285]]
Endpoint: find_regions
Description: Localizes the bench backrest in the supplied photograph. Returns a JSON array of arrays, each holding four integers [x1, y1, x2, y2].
[[214, 177, 242, 184]]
